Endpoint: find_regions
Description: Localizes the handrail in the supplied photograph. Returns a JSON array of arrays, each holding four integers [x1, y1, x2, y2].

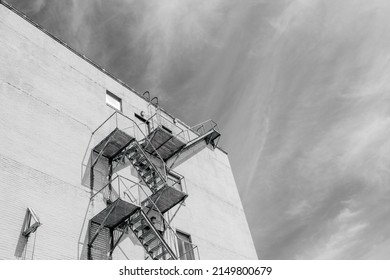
[[131, 140, 168, 182], [177, 242, 199, 260], [173, 119, 219, 143], [147, 110, 186, 139], [90, 175, 138, 203], [115, 111, 167, 174], [84, 111, 199, 259], [118, 176, 181, 256], [126, 176, 197, 258], [119, 177, 138, 204], [139, 210, 177, 259], [90, 175, 119, 201], [88, 111, 167, 179], [167, 169, 187, 194], [142, 91, 150, 102], [151, 97, 159, 106], [138, 109, 218, 146], [87, 173, 198, 258], [92, 111, 116, 135]]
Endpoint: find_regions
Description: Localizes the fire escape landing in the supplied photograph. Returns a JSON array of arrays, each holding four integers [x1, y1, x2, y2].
[[82, 111, 220, 260]]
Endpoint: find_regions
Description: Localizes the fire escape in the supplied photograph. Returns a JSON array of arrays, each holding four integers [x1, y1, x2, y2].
[[80, 108, 220, 260]]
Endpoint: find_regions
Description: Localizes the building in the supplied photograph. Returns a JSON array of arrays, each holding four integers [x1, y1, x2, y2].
[[0, 1, 258, 260]]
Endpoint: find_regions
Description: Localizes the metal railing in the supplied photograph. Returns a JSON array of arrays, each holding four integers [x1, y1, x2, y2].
[[90, 175, 142, 205], [176, 119, 219, 143], [80, 110, 200, 260], [91, 175, 199, 260], [81, 111, 169, 187], [144, 109, 219, 145]]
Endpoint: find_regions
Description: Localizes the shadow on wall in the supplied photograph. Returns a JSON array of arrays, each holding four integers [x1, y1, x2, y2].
[[14, 233, 29, 259], [14, 208, 41, 259], [78, 226, 89, 260], [82, 152, 110, 191]]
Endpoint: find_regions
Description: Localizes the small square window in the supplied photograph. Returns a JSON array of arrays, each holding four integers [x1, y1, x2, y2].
[[106, 91, 122, 111]]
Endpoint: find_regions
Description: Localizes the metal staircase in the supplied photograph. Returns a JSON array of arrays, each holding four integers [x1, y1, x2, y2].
[[112, 139, 167, 193], [81, 110, 219, 260], [128, 210, 176, 260]]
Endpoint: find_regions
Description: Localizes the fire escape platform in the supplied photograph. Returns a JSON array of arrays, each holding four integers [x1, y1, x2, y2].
[[143, 127, 185, 160], [144, 186, 188, 214], [93, 128, 134, 159], [91, 199, 140, 229]]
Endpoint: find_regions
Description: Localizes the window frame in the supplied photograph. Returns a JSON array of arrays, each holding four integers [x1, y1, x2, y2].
[[106, 90, 122, 112], [176, 230, 195, 260]]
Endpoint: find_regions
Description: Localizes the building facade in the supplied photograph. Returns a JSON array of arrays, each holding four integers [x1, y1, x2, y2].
[[0, 1, 258, 260]]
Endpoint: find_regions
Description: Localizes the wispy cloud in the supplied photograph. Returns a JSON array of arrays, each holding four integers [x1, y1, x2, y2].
[[8, 0, 390, 259]]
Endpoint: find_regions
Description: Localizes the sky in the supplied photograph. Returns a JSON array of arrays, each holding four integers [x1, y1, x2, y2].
[[6, 0, 390, 259]]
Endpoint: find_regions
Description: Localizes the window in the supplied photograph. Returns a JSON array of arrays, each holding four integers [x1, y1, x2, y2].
[[176, 230, 195, 260], [106, 91, 122, 111]]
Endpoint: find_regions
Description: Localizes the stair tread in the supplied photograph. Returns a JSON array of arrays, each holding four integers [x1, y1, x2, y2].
[[148, 243, 163, 253], [130, 215, 143, 225], [143, 235, 158, 246], [139, 230, 154, 239], [154, 250, 167, 260], [146, 176, 159, 184], [133, 223, 147, 233], [141, 170, 153, 178]]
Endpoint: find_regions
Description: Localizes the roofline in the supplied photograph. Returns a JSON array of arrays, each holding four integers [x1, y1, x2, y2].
[[0, 0, 228, 155], [0, 0, 152, 104]]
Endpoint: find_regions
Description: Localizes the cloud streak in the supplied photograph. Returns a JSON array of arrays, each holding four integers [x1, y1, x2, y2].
[[7, 0, 390, 259]]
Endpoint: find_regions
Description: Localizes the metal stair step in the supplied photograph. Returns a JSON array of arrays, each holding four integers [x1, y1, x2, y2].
[[141, 169, 153, 178], [143, 235, 158, 246], [133, 222, 147, 233], [148, 243, 163, 254], [137, 163, 150, 173], [146, 176, 163, 185], [154, 250, 167, 260], [139, 230, 153, 240], [145, 176, 156, 185], [126, 148, 137, 158], [134, 158, 147, 166], [129, 214, 143, 225], [151, 179, 165, 190], [130, 152, 144, 162]]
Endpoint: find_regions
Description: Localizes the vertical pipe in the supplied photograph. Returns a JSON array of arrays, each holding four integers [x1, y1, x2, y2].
[[109, 228, 114, 260]]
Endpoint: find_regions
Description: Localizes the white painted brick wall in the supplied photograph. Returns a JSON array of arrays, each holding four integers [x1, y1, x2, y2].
[[0, 3, 257, 260]]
